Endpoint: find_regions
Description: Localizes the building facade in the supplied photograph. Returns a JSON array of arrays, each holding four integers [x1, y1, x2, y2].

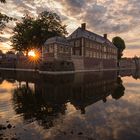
[[119, 58, 136, 69], [42, 36, 72, 62], [41, 36, 74, 71], [68, 23, 117, 70], [42, 23, 118, 71]]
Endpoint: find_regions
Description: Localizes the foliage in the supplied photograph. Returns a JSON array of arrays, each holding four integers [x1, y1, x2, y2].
[[0, 0, 14, 34], [0, 13, 13, 32], [112, 76, 125, 100], [6, 50, 15, 55], [112, 36, 126, 60], [0, 0, 6, 30], [0, 0, 6, 3], [11, 11, 68, 53], [0, 50, 3, 54]]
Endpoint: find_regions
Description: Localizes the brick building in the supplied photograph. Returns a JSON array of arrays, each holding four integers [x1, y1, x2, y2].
[[42, 23, 118, 71], [42, 36, 72, 62], [68, 23, 117, 70], [41, 36, 74, 71], [119, 58, 136, 69]]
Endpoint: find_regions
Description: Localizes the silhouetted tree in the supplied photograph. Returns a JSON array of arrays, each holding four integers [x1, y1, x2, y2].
[[12, 84, 67, 129], [0, 0, 6, 3], [112, 36, 126, 66], [0, 13, 13, 32], [6, 51, 15, 55], [11, 11, 67, 55], [112, 77, 125, 100], [0, 50, 3, 54], [133, 56, 140, 70], [0, 0, 13, 34]]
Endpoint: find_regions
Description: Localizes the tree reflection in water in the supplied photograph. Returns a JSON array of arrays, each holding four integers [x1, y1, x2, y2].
[[13, 84, 66, 129], [111, 76, 125, 100], [12, 71, 125, 130]]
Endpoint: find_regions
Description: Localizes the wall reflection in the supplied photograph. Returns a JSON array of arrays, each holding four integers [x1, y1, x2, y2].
[[0, 69, 139, 139], [0, 69, 139, 130], [0, 70, 127, 130]]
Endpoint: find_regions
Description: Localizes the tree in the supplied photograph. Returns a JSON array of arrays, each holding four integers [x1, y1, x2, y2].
[[0, 50, 3, 54], [11, 11, 67, 54], [11, 15, 35, 53], [0, 0, 6, 3], [0, 13, 13, 32], [112, 36, 126, 62], [6, 51, 15, 55], [0, 0, 13, 33], [111, 76, 125, 100], [0, 0, 6, 35]]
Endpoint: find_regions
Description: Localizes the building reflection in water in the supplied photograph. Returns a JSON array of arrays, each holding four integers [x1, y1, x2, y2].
[[3, 70, 125, 130]]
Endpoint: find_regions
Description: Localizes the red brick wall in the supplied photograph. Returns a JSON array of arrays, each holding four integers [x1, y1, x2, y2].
[[83, 58, 117, 70]]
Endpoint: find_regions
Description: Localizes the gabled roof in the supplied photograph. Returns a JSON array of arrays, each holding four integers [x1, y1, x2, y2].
[[44, 36, 70, 46], [67, 27, 116, 48]]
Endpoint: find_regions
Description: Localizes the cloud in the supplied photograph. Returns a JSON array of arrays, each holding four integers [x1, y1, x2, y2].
[[82, 4, 107, 32], [123, 48, 140, 57], [40, 94, 140, 140], [81, 0, 140, 34], [0, 0, 140, 56], [64, 0, 86, 8], [52, 0, 86, 19], [127, 45, 140, 50], [0, 36, 9, 42]]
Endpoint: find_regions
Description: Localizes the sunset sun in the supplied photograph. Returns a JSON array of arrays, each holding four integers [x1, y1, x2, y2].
[[28, 50, 36, 57]]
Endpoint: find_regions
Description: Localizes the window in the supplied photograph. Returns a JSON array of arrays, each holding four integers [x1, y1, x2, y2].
[[96, 52, 98, 58], [65, 47, 69, 53], [96, 45, 99, 50], [97, 52, 99, 58], [45, 45, 53, 53], [63, 47, 67, 53], [92, 43, 95, 49], [110, 48, 112, 53], [90, 41, 92, 48], [95, 52, 97, 58], [71, 41, 74, 46], [100, 53, 102, 58], [103, 54, 107, 59], [107, 47, 109, 53], [85, 51, 88, 57], [58, 45, 63, 53], [108, 47, 109, 52], [64, 47, 70, 53], [99, 53, 101, 58], [92, 52, 94, 58], [45, 46, 49, 53], [75, 50, 80, 55], [104, 46, 106, 52], [93, 52, 96, 58], [75, 39, 80, 47], [49, 44, 54, 53], [90, 52, 92, 57], [85, 40, 89, 48], [98, 45, 100, 50], [86, 50, 90, 57]]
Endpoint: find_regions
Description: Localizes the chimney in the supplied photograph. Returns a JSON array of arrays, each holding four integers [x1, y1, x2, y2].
[[81, 23, 86, 30], [103, 34, 107, 39]]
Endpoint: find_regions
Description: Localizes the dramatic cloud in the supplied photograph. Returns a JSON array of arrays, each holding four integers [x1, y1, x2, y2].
[[0, 0, 140, 57], [38, 89, 140, 140]]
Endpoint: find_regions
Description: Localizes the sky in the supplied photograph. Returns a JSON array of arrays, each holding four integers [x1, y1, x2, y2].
[[0, 0, 140, 57]]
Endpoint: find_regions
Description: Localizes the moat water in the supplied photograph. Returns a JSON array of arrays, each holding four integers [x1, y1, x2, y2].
[[0, 70, 140, 140]]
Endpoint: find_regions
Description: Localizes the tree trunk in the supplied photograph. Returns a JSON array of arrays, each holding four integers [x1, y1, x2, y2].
[[25, 50, 28, 56]]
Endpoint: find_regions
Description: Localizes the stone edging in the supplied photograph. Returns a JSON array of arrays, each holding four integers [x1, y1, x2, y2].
[[0, 67, 136, 75]]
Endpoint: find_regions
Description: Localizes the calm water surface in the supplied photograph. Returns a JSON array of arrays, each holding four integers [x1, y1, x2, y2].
[[0, 70, 140, 140]]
